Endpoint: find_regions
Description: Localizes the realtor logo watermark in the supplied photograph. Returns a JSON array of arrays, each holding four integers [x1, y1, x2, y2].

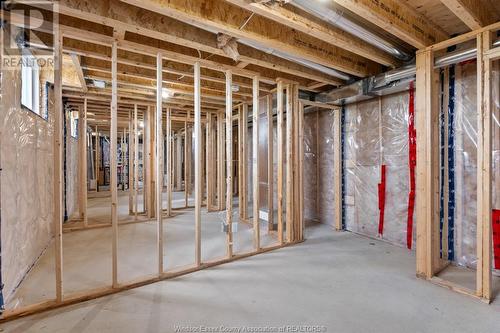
[[1, 0, 57, 70]]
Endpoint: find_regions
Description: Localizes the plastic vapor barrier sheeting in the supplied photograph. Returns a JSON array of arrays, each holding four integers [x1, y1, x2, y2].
[[0, 66, 55, 304]]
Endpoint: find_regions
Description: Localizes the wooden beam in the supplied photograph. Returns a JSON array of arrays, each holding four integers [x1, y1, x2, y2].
[[440, 0, 497, 30], [252, 76, 260, 250], [225, 70, 234, 257], [333, 0, 448, 48], [57, 0, 344, 85], [121, 0, 382, 77], [226, 0, 399, 67], [53, 23, 64, 302], [156, 52, 164, 275], [194, 61, 202, 266], [111, 39, 119, 288]]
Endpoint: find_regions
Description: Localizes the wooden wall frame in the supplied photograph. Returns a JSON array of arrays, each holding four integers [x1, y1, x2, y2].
[[415, 21, 500, 302]]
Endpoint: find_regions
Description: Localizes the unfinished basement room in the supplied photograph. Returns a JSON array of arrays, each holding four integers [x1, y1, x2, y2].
[[0, 0, 499, 332]]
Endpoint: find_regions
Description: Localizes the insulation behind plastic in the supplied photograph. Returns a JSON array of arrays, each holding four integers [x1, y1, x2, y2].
[[0, 64, 55, 303]]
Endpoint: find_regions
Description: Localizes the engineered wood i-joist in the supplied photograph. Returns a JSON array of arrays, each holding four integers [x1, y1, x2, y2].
[[120, 0, 382, 77]]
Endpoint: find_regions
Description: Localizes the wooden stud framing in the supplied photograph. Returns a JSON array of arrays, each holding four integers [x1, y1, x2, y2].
[[156, 52, 164, 275], [476, 30, 492, 301], [111, 39, 119, 288], [194, 62, 202, 266], [226, 70, 233, 257], [53, 22, 64, 302], [334, 108, 342, 231], [95, 125, 100, 192], [285, 84, 293, 243], [252, 76, 260, 250], [267, 94, 274, 232], [133, 104, 139, 219], [241, 104, 248, 220], [415, 25, 497, 303], [276, 81, 284, 244], [78, 98, 88, 226], [166, 107, 172, 216]]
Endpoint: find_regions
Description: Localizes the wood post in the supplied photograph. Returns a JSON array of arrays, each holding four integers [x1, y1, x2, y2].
[[95, 125, 100, 192], [267, 94, 274, 232], [134, 104, 139, 219], [128, 110, 133, 214], [206, 112, 214, 210], [110, 39, 119, 288], [156, 52, 164, 275], [252, 76, 260, 250], [415, 49, 441, 279], [79, 98, 88, 226], [276, 81, 284, 244], [226, 70, 233, 257], [476, 30, 492, 300], [334, 108, 342, 231], [217, 111, 225, 210], [166, 108, 172, 216], [194, 62, 202, 266], [53, 24, 64, 302], [285, 84, 293, 243]]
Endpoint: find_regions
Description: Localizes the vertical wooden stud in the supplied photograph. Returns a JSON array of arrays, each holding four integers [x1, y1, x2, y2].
[[110, 39, 118, 288], [156, 52, 164, 275], [194, 62, 202, 266], [276, 81, 284, 244], [267, 94, 274, 232], [253, 76, 260, 249], [226, 70, 233, 257], [53, 23, 63, 302]]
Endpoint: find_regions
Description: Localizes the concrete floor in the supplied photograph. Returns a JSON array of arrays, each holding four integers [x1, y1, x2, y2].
[[3, 223, 500, 333], [5, 191, 276, 309]]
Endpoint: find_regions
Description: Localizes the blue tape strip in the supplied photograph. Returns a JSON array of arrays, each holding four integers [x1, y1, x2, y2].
[[341, 102, 346, 230], [447, 65, 456, 261], [439, 69, 445, 258]]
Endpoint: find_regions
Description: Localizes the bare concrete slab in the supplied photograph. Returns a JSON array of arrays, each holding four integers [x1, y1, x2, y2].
[[3, 223, 500, 333]]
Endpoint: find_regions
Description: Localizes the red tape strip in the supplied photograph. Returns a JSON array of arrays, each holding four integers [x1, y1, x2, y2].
[[378, 164, 386, 236], [407, 81, 416, 249], [493, 209, 500, 269]]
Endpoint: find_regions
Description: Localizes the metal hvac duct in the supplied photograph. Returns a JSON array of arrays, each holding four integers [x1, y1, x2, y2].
[[238, 38, 352, 81], [317, 37, 500, 105], [289, 0, 413, 61]]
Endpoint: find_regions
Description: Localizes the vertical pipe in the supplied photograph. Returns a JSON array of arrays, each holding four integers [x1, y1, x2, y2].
[[194, 62, 202, 266]]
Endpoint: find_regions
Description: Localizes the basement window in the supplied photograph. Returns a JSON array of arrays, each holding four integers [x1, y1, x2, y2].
[[21, 53, 41, 117], [69, 110, 78, 138]]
